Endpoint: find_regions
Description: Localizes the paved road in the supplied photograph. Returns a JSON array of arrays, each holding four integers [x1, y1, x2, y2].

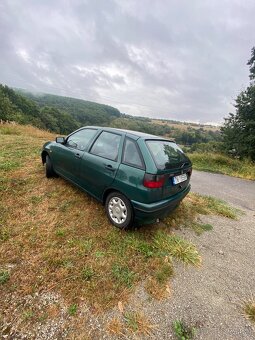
[[191, 170, 255, 211]]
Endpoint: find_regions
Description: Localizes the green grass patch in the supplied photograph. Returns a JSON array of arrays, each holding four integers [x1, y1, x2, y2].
[[189, 152, 255, 180], [191, 223, 213, 235], [68, 304, 78, 316], [81, 266, 95, 281], [173, 320, 196, 340], [153, 232, 201, 266], [0, 270, 10, 284], [112, 264, 136, 288]]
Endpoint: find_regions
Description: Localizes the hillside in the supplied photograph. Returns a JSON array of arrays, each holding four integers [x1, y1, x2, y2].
[[17, 89, 121, 126], [0, 84, 221, 146]]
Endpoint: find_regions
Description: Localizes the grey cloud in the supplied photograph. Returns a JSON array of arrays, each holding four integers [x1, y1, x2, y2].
[[0, 0, 255, 123]]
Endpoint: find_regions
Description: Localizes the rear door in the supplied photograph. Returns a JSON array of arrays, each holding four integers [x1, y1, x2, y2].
[[145, 140, 192, 199], [79, 131, 123, 199]]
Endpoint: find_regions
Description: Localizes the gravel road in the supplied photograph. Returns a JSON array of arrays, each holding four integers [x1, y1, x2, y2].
[[191, 170, 255, 211]]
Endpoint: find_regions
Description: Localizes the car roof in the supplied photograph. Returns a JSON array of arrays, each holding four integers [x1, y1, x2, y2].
[[82, 126, 175, 141]]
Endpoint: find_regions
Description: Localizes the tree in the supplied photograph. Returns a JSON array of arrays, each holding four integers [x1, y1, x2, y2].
[[221, 47, 255, 161]]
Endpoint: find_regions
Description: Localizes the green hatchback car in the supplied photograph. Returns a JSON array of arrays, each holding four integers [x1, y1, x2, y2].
[[41, 127, 192, 229]]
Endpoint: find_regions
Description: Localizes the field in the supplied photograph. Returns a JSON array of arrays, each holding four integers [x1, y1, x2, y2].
[[152, 119, 220, 132], [0, 123, 240, 338]]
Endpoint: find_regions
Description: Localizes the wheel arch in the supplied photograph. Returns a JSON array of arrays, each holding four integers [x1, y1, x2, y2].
[[102, 188, 131, 206], [41, 150, 49, 165]]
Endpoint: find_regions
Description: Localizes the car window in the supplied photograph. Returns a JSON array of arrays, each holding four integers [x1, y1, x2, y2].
[[146, 140, 190, 169], [90, 131, 121, 161], [66, 129, 98, 151], [122, 138, 144, 168]]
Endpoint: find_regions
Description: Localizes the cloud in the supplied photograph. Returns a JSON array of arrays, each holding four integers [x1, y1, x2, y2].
[[0, 0, 255, 123]]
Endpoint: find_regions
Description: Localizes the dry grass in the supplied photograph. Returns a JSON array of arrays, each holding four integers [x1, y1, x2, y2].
[[124, 311, 156, 335], [244, 300, 255, 323], [0, 123, 238, 323], [106, 318, 124, 335]]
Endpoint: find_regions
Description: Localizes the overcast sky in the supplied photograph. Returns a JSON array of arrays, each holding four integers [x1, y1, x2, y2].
[[1, 0, 255, 123]]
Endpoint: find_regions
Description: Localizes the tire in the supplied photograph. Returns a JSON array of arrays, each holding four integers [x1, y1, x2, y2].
[[105, 192, 133, 229], [45, 155, 56, 178]]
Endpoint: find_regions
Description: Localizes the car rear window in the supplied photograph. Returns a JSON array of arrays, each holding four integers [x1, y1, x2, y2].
[[146, 140, 190, 170]]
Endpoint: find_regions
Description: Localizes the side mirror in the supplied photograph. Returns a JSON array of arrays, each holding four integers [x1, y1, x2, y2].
[[56, 137, 65, 144]]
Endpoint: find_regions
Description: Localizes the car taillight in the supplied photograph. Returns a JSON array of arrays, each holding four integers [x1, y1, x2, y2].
[[143, 174, 165, 188]]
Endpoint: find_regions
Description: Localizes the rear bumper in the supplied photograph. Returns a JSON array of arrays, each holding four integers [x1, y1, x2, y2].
[[131, 184, 190, 224]]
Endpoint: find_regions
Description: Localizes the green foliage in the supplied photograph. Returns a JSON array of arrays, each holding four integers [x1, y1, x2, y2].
[[188, 141, 223, 153], [173, 127, 220, 145], [154, 263, 173, 284], [19, 90, 121, 127], [173, 320, 196, 340], [221, 47, 255, 161], [81, 266, 94, 281], [0, 270, 10, 284], [189, 152, 255, 180], [68, 304, 78, 316], [111, 264, 136, 288], [247, 46, 255, 81]]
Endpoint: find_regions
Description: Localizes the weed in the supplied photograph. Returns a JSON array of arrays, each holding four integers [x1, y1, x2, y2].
[[124, 311, 155, 334], [0, 270, 10, 284], [0, 227, 10, 241], [173, 320, 196, 340], [191, 222, 213, 235], [112, 264, 136, 288], [68, 304, 77, 316], [81, 266, 94, 281], [155, 262, 174, 284], [136, 242, 154, 258], [23, 309, 34, 320], [94, 251, 105, 258], [30, 195, 43, 204], [154, 232, 201, 266], [244, 300, 255, 322], [55, 229, 66, 237]]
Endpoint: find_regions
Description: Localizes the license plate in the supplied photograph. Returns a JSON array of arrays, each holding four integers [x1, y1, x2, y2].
[[172, 173, 187, 185]]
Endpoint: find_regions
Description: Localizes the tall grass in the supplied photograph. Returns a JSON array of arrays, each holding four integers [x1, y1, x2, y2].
[[189, 152, 255, 180]]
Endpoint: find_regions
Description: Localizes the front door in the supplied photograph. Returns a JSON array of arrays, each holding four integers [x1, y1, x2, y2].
[[79, 131, 123, 199]]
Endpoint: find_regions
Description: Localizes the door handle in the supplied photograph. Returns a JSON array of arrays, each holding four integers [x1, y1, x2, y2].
[[75, 153, 81, 159], [104, 164, 115, 172]]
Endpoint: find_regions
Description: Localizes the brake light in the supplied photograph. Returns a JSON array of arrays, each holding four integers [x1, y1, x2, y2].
[[143, 174, 165, 188]]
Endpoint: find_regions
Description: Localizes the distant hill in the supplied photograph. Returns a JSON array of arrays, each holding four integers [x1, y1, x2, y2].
[[17, 89, 121, 127], [0, 83, 221, 146]]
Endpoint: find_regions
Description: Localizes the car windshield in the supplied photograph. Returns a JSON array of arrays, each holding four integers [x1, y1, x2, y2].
[[146, 140, 190, 170]]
